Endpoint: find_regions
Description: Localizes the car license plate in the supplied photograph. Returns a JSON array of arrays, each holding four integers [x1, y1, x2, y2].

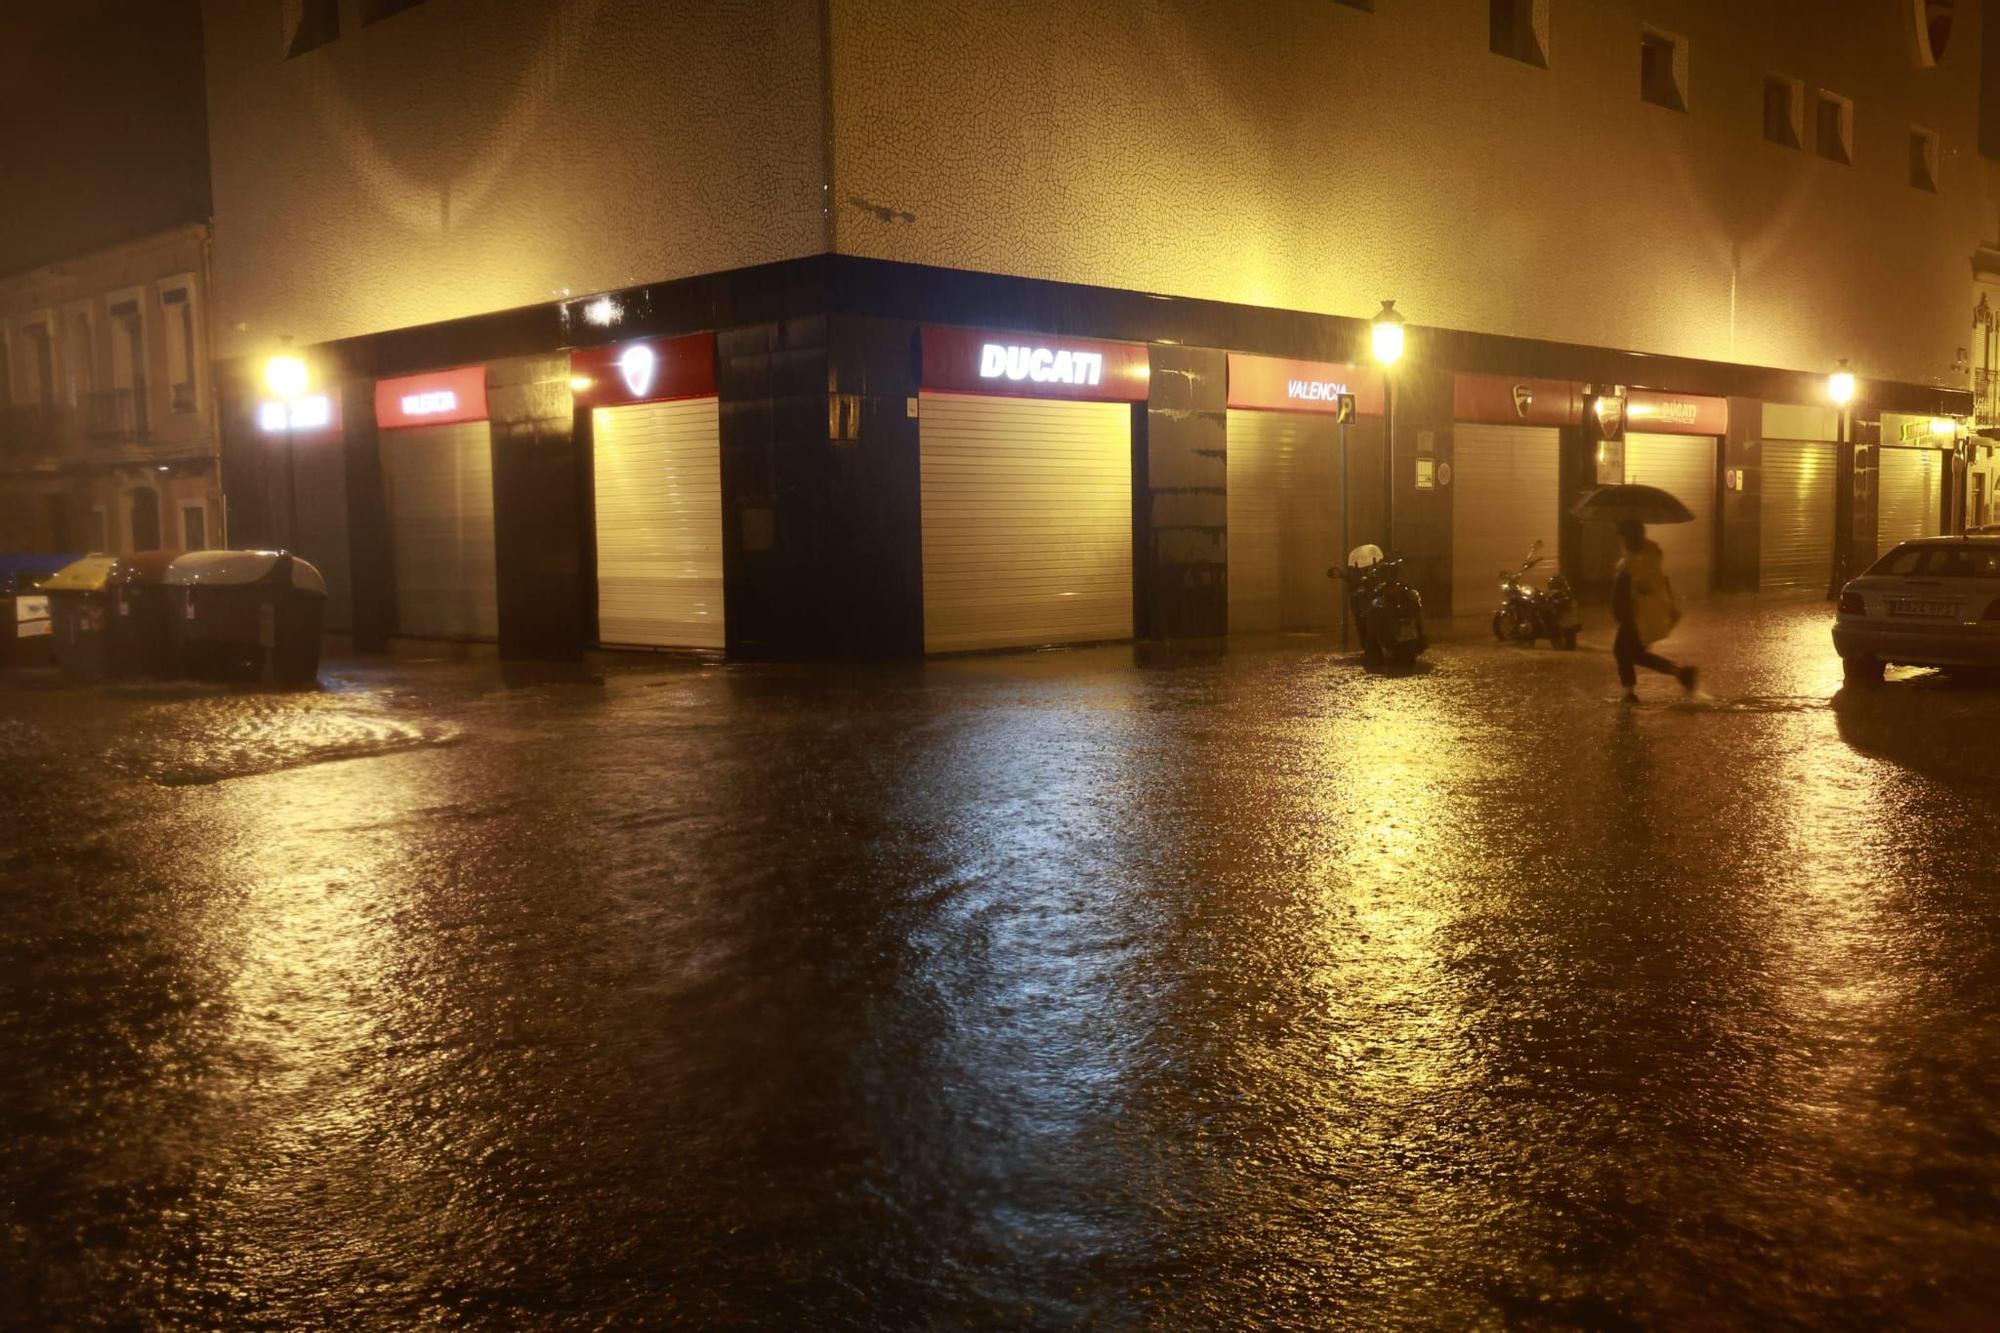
[[1890, 600, 1955, 618]]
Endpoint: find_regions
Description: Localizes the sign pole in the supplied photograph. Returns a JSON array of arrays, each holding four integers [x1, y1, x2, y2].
[[1338, 392, 1356, 650]]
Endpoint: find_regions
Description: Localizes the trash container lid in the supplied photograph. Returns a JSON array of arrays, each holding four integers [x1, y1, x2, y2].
[[163, 550, 327, 596], [40, 554, 122, 592]]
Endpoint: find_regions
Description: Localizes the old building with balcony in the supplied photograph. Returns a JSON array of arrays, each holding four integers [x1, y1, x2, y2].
[[0, 224, 223, 555]]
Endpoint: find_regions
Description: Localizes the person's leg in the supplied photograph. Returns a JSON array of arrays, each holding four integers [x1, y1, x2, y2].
[[1614, 625, 1640, 690], [1632, 644, 1678, 677]]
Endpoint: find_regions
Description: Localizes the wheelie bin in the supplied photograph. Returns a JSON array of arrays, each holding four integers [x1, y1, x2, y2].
[[0, 553, 76, 672], [166, 551, 328, 687], [42, 552, 185, 679]]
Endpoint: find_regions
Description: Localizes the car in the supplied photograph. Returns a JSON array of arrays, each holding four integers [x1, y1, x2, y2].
[[1833, 535, 2000, 684]]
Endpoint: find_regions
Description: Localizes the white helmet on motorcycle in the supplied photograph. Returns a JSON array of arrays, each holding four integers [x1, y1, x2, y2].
[[1347, 544, 1385, 569]]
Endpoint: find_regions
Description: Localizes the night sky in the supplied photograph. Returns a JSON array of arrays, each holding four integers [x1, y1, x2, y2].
[[0, 0, 211, 275]]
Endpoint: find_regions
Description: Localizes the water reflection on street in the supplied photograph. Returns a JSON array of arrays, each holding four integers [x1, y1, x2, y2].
[[4, 599, 2000, 1326]]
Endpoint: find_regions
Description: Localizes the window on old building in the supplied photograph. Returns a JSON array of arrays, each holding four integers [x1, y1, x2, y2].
[[1910, 126, 1940, 190], [23, 322, 55, 407], [1817, 92, 1854, 165], [1763, 76, 1803, 148], [181, 503, 207, 552], [62, 310, 92, 407], [1641, 29, 1688, 112], [108, 298, 148, 434], [1490, 0, 1549, 68], [286, 0, 339, 58], [159, 283, 198, 415]]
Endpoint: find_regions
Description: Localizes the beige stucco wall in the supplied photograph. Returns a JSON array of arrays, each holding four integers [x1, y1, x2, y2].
[[202, 0, 825, 360], [831, 0, 1992, 388]]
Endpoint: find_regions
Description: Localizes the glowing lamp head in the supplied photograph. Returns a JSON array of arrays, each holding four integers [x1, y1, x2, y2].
[[1370, 300, 1407, 367], [1828, 360, 1856, 407], [1932, 417, 1957, 438], [569, 376, 594, 392], [264, 355, 308, 401]]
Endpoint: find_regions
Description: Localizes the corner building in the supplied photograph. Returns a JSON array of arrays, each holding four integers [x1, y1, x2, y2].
[[203, 0, 1993, 659]]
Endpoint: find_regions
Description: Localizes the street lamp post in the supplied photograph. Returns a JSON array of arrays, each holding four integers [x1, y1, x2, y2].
[[1371, 301, 1407, 550], [1828, 359, 1856, 597], [264, 354, 308, 551]]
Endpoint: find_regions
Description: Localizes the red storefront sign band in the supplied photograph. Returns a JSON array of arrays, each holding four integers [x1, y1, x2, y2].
[[570, 333, 717, 406], [920, 326, 1150, 401], [375, 365, 490, 429], [1227, 353, 1384, 416], [1452, 375, 1584, 427]]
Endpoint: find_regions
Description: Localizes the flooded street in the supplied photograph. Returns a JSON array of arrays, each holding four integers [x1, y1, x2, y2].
[[5, 597, 2000, 1327]]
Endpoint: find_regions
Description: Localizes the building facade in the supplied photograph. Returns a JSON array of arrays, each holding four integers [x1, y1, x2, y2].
[[202, 0, 1990, 659], [0, 224, 224, 558]]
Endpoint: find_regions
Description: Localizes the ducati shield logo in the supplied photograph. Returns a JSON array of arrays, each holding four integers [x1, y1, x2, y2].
[[1512, 383, 1534, 419]]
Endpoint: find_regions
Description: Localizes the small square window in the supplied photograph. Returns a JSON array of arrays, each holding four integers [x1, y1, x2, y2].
[[1763, 76, 1803, 148], [1641, 28, 1688, 112], [1910, 127, 1940, 191], [1491, 0, 1550, 69], [361, 0, 426, 24], [284, 0, 339, 59], [1816, 92, 1854, 165]]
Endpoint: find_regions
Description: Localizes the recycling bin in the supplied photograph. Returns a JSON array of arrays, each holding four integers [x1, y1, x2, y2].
[[41, 555, 121, 679], [166, 551, 328, 687], [0, 553, 75, 671], [108, 550, 183, 679]]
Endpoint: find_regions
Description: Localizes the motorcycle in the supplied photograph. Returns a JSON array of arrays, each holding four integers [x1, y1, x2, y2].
[[1492, 539, 1579, 650], [1331, 544, 1429, 666]]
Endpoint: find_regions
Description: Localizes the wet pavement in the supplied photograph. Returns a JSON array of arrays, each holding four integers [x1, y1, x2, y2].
[[4, 596, 2000, 1327]]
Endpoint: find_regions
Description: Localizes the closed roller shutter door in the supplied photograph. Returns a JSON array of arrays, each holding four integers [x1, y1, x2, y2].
[[1625, 433, 1717, 598], [1226, 409, 1340, 632], [1759, 440, 1836, 593], [1451, 424, 1560, 617], [381, 420, 498, 640], [593, 399, 724, 649], [1879, 447, 1942, 550], [919, 392, 1132, 653]]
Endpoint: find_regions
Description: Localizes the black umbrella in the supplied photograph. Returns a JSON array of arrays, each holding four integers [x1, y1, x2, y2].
[[1570, 483, 1695, 525]]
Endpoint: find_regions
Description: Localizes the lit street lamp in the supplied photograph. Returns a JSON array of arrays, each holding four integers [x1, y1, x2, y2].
[[1371, 300, 1407, 546], [264, 353, 308, 551]]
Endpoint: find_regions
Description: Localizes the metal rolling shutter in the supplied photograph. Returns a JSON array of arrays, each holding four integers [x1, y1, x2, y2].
[[380, 420, 499, 640], [1625, 433, 1717, 598], [1450, 424, 1560, 618], [593, 399, 724, 649], [1226, 409, 1341, 632], [1879, 447, 1942, 550], [1758, 440, 1836, 593], [919, 391, 1132, 653]]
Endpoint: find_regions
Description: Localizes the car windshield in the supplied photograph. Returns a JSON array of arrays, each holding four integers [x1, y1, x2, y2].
[[1866, 543, 2000, 578]]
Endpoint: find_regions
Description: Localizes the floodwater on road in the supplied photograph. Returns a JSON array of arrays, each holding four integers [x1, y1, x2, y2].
[[4, 597, 1999, 1327]]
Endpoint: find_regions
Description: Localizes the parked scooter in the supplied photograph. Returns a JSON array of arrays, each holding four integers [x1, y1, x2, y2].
[[1331, 544, 1429, 666], [1492, 539, 1580, 650]]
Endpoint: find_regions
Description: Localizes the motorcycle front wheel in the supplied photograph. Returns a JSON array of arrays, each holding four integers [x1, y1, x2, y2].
[[1491, 611, 1507, 641]]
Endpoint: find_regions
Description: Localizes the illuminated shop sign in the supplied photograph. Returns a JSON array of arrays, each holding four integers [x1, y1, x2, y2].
[[568, 333, 717, 406], [374, 366, 489, 429], [256, 393, 340, 434], [920, 326, 1149, 401], [1452, 374, 1584, 427], [1624, 389, 1728, 436], [979, 343, 1103, 387], [1227, 353, 1384, 415]]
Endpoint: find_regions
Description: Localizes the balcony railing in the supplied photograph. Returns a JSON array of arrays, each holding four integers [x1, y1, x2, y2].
[[82, 387, 149, 442]]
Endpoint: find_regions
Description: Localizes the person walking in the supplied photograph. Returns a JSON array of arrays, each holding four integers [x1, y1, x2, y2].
[[1612, 517, 1698, 703]]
